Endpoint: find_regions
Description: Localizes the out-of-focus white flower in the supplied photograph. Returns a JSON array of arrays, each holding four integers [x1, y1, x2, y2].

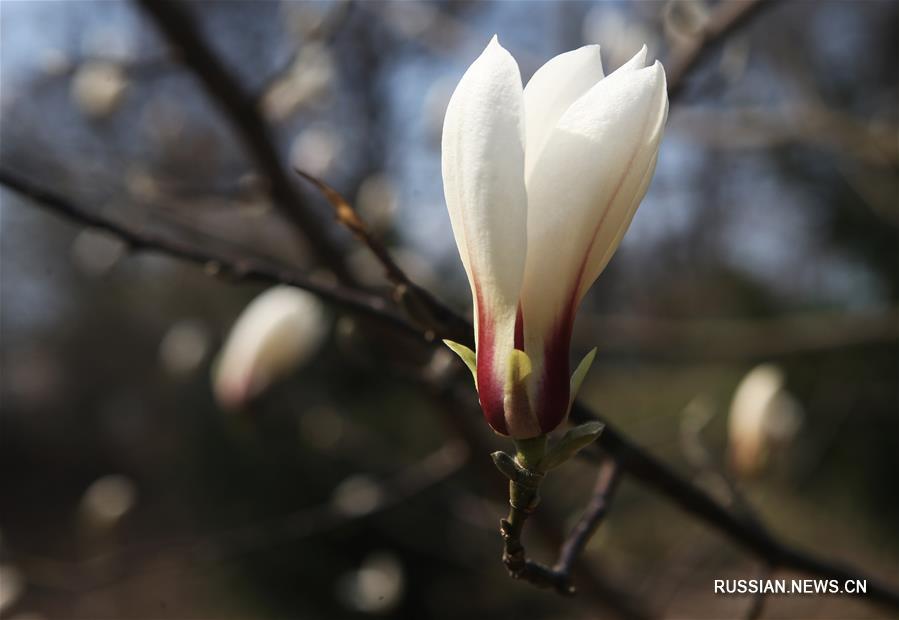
[[331, 474, 383, 517], [337, 552, 405, 614], [159, 319, 211, 377], [262, 43, 335, 121], [81, 475, 137, 527], [71, 228, 126, 277], [289, 126, 342, 176], [728, 364, 804, 476], [0, 564, 23, 614], [71, 61, 128, 119], [213, 286, 327, 409], [441, 37, 667, 438]]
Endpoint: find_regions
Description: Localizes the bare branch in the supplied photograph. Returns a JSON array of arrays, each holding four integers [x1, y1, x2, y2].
[[0, 168, 412, 335], [498, 457, 623, 597], [4, 170, 899, 612], [134, 0, 356, 283], [666, 0, 773, 101], [554, 459, 622, 580], [295, 169, 471, 342], [19, 441, 468, 594]]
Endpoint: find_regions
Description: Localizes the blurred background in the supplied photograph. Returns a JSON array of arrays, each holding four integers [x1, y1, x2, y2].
[[1, 1, 897, 618]]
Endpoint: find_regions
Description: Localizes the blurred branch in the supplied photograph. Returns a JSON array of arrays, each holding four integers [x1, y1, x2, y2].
[[296, 169, 472, 342], [574, 309, 899, 361], [252, 0, 355, 105], [134, 0, 356, 283], [553, 459, 623, 586], [666, 0, 772, 101], [4, 169, 899, 612], [674, 104, 899, 168], [499, 458, 621, 596], [0, 168, 411, 335], [572, 398, 899, 611], [744, 565, 772, 620], [21, 441, 469, 593]]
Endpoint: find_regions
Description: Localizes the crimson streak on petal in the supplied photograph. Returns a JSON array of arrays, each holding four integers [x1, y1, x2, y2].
[[536, 300, 575, 433], [475, 284, 508, 435]]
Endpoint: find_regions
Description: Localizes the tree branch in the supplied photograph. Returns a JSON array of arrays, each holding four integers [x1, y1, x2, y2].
[[0, 168, 411, 336], [553, 459, 622, 581], [295, 169, 474, 343], [4, 169, 899, 613], [19, 441, 469, 594], [6, 0, 899, 609], [499, 457, 622, 597], [134, 0, 356, 283], [666, 0, 773, 101]]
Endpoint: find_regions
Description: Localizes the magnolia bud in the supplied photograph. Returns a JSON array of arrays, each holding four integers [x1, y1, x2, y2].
[[213, 286, 327, 409], [728, 364, 803, 477]]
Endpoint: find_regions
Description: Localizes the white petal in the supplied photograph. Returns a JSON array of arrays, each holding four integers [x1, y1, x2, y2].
[[521, 60, 667, 379], [610, 45, 647, 74], [442, 36, 528, 431], [213, 286, 327, 409], [442, 36, 527, 317], [523, 45, 604, 179]]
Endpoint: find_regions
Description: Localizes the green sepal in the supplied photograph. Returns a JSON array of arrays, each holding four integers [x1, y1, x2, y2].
[[504, 349, 534, 432], [538, 421, 605, 471], [442, 339, 477, 387], [568, 347, 597, 413], [491, 450, 543, 485], [491, 451, 521, 480]]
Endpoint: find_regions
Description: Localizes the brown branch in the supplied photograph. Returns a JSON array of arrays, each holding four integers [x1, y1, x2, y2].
[[575, 310, 899, 361], [500, 458, 622, 597], [4, 169, 899, 613], [553, 459, 622, 580], [295, 169, 471, 342], [134, 0, 356, 283], [0, 168, 412, 336], [666, 0, 773, 101], [19, 441, 468, 594]]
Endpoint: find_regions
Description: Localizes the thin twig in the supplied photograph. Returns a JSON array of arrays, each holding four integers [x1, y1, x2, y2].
[[20, 441, 468, 594], [554, 459, 622, 581], [295, 169, 471, 342], [251, 0, 356, 105], [7, 0, 899, 608], [666, 0, 773, 101], [0, 168, 412, 335], [134, 0, 356, 283], [499, 457, 622, 597], [4, 170, 899, 612]]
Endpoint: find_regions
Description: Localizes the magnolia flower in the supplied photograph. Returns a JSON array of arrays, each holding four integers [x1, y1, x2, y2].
[[442, 37, 668, 439], [728, 364, 803, 477], [213, 286, 327, 409]]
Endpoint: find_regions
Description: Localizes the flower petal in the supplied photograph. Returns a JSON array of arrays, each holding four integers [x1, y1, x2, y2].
[[523, 45, 604, 178], [442, 35, 528, 433], [521, 56, 668, 430]]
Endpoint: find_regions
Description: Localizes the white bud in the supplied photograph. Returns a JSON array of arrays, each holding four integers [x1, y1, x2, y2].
[[81, 475, 138, 526], [71, 62, 127, 119], [213, 286, 327, 409], [728, 364, 804, 476], [337, 552, 405, 614]]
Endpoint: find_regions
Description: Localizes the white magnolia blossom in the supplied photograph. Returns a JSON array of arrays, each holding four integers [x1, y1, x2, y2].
[[442, 37, 668, 438], [213, 286, 327, 409], [728, 364, 804, 476]]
